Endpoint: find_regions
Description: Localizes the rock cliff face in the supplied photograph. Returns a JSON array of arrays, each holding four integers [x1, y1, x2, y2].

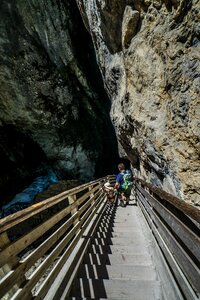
[[0, 0, 118, 204], [77, 0, 200, 204]]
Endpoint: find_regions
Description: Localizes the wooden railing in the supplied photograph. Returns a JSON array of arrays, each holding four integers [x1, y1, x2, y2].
[[135, 178, 200, 300], [1, 174, 199, 300], [0, 175, 115, 300]]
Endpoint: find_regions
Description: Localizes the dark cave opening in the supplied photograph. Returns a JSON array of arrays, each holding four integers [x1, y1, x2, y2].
[[0, 0, 120, 211], [0, 125, 50, 206]]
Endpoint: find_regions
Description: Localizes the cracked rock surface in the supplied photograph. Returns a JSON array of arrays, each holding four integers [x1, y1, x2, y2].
[[77, 0, 200, 204]]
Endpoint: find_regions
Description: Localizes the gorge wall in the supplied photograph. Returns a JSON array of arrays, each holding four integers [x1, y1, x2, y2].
[[0, 0, 199, 206], [77, 0, 200, 204], [0, 0, 119, 204]]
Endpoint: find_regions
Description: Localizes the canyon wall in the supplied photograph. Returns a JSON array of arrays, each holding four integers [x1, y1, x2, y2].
[[0, 0, 118, 204], [77, 0, 200, 204]]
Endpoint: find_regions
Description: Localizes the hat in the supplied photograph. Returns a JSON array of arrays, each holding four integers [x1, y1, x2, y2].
[[104, 181, 111, 188]]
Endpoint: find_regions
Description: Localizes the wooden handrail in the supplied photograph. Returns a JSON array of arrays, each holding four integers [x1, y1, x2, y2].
[[0, 176, 115, 234], [135, 179, 200, 300], [0, 174, 199, 300], [0, 175, 115, 299], [135, 177, 200, 223]]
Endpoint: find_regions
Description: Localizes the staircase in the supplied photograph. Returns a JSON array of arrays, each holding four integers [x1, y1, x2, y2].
[[68, 203, 165, 299], [0, 176, 199, 300]]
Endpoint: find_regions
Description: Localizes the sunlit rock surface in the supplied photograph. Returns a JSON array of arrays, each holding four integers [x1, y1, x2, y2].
[[0, 0, 118, 204], [77, 0, 200, 204]]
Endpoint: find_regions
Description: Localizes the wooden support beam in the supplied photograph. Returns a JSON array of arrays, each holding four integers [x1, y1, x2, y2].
[[0, 232, 33, 299], [68, 194, 79, 225]]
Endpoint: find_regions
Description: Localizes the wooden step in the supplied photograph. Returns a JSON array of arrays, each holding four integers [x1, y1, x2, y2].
[[70, 278, 163, 299], [77, 264, 157, 281], [98, 218, 143, 229], [93, 230, 142, 239], [100, 214, 140, 224], [87, 244, 149, 255], [68, 297, 106, 300], [85, 235, 147, 246], [83, 253, 153, 266], [111, 226, 142, 233], [67, 298, 107, 300], [110, 222, 142, 228], [96, 223, 144, 234]]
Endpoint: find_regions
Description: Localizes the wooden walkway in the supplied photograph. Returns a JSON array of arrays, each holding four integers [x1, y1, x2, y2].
[[0, 176, 199, 300], [68, 203, 179, 300]]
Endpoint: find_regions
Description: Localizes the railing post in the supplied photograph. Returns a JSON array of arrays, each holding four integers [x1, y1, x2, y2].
[[89, 185, 95, 208], [0, 232, 18, 296], [68, 195, 79, 225], [0, 232, 32, 299]]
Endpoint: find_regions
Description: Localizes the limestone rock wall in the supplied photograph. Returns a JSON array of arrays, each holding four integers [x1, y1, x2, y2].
[[0, 0, 118, 203], [77, 0, 200, 204]]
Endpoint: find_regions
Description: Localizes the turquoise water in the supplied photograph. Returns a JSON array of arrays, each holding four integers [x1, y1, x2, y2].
[[1, 168, 58, 217]]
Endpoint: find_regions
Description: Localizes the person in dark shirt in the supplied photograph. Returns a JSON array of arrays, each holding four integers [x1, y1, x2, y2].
[[114, 163, 133, 207]]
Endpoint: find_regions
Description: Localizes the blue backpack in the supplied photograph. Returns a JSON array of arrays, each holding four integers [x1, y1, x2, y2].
[[121, 170, 133, 191]]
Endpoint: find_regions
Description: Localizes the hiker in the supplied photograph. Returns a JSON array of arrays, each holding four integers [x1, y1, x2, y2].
[[103, 181, 115, 206], [114, 163, 133, 207]]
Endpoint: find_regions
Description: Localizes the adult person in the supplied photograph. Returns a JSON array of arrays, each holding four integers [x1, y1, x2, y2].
[[114, 163, 133, 207]]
